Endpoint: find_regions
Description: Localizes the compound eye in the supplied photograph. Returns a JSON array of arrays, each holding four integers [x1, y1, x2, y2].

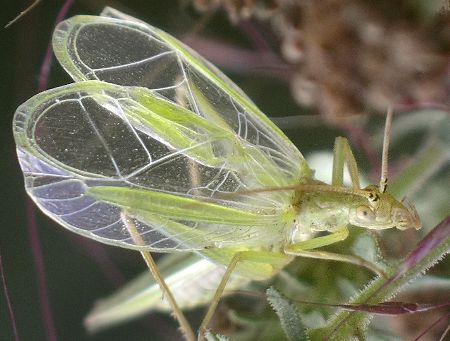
[[367, 191, 379, 204], [356, 206, 376, 222]]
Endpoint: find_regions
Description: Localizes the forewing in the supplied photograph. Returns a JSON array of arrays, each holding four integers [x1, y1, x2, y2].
[[14, 81, 292, 252], [52, 11, 311, 186], [15, 10, 315, 252]]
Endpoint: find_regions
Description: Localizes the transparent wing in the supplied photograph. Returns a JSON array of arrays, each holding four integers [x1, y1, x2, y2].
[[85, 253, 250, 332], [52, 11, 311, 184], [14, 81, 299, 252]]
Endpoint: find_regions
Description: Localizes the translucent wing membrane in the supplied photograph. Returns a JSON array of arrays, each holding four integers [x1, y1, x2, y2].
[[14, 10, 312, 252], [52, 13, 307, 179], [14, 80, 305, 251]]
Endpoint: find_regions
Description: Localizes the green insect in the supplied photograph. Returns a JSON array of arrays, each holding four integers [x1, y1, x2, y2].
[[13, 7, 421, 340]]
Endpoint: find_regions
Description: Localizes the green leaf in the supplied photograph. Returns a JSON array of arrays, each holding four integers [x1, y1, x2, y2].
[[205, 330, 231, 341], [267, 287, 308, 341]]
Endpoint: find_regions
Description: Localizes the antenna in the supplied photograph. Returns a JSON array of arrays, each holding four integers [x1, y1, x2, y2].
[[379, 107, 393, 193]]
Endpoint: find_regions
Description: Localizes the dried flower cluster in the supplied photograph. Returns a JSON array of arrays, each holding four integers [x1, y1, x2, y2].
[[193, 0, 450, 122]]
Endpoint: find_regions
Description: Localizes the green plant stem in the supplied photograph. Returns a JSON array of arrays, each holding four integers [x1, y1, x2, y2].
[[309, 215, 450, 340]]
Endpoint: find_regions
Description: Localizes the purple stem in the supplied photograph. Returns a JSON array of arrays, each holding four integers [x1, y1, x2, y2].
[[184, 36, 291, 78], [238, 19, 271, 51], [389, 215, 450, 284], [38, 0, 74, 92], [27, 201, 57, 341], [68, 237, 125, 288], [0, 246, 20, 341], [395, 101, 450, 113], [413, 311, 450, 341], [364, 215, 450, 306], [27, 1, 74, 340]]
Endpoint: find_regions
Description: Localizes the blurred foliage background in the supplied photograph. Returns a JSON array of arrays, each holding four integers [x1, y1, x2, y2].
[[0, 1, 449, 340]]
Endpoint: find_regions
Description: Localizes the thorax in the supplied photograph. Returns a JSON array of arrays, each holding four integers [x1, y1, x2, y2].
[[288, 187, 354, 244]]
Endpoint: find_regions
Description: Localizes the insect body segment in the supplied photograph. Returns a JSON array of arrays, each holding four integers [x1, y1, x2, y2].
[[289, 184, 421, 244], [349, 186, 421, 231]]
